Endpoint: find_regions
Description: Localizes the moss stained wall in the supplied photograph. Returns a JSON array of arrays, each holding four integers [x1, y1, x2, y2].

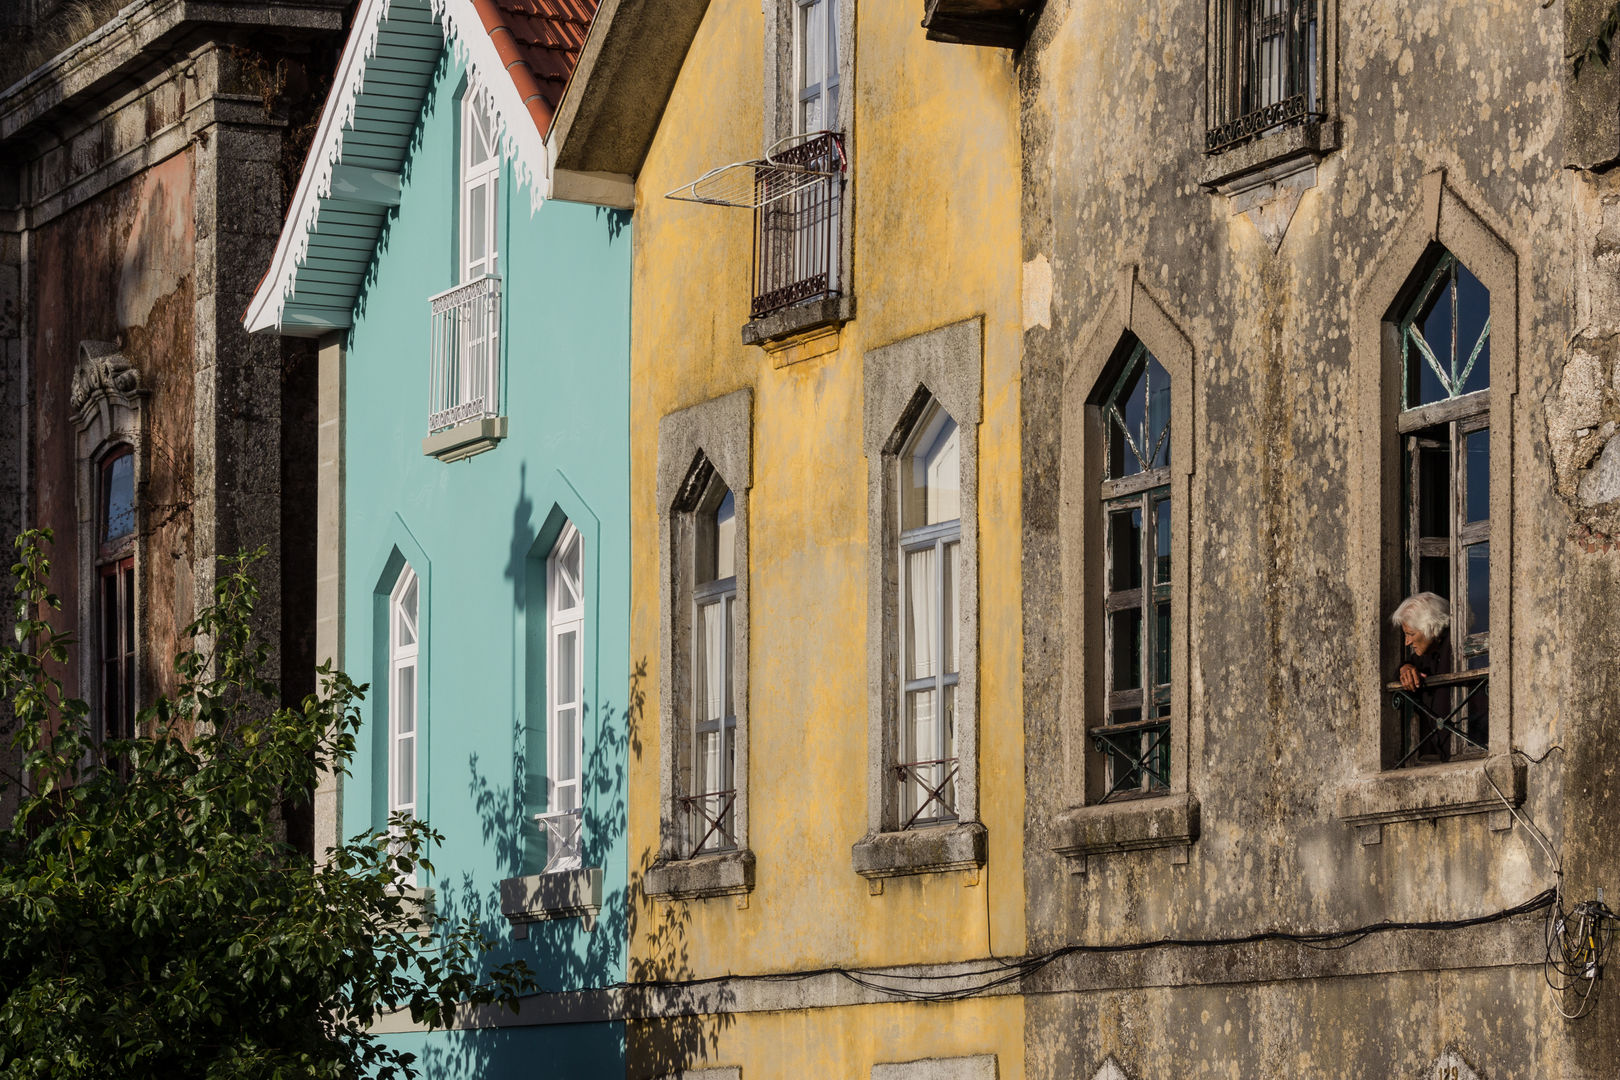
[[1020, 0, 1620, 1076], [626, 0, 1026, 1074]]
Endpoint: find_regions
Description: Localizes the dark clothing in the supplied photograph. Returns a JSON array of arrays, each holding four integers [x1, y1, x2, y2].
[[1403, 629, 1453, 761]]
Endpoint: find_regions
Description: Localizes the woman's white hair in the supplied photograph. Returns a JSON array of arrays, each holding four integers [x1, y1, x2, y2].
[[1390, 591, 1450, 642]]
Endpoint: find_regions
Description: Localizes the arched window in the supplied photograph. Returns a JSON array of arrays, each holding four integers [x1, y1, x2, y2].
[[543, 523, 586, 872], [690, 485, 738, 855], [1093, 340, 1172, 798], [97, 445, 136, 744], [1392, 248, 1491, 763], [460, 87, 499, 283], [388, 563, 419, 883], [897, 400, 961, 827]]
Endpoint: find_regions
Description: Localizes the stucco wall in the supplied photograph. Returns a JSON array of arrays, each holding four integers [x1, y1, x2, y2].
[[339, 51, 633, 1073], [28, 151, 196, 708], [626, 0, 1025, 1073], [1020, 0, 1620, 1075]]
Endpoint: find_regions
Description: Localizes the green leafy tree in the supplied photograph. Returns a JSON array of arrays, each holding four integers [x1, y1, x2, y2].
[[0, 532, 531, 1079]]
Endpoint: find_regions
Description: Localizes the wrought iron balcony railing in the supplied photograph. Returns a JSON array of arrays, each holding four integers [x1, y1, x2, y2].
[[1089, 717, 1171, 803], [679, 788, 736, 858], [427, 274, 501, 434], [752, 132, 845, 319], [895, 757, 959, 830], [1387, 667, 1489, 769], [533, 807, 583, 874], [1207, 0, 1324, 153]]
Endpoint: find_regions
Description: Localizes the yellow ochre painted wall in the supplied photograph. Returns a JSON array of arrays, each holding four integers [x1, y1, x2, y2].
[[627, 0, 1024, 1073]]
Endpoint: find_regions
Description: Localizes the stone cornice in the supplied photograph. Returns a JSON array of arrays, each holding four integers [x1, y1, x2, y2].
[[0, 0, 344, 144]]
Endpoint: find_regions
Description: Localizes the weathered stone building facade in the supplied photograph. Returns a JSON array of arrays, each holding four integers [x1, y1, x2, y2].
[[0, 0, 346, 828], [1018, 1, 1620, 1076]]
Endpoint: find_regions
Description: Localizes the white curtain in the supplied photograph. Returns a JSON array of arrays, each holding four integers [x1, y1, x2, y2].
[[906, 547, 936, 680]]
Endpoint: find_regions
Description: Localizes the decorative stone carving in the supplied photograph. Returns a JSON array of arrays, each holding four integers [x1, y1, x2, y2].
[[71, 340, 140, 413]]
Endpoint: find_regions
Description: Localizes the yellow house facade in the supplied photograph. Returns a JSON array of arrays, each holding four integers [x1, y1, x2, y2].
[[552, 1, 1028, 1075]]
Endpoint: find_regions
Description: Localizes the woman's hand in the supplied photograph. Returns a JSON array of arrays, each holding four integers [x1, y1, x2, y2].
[[1399, 663, 1424, 691]]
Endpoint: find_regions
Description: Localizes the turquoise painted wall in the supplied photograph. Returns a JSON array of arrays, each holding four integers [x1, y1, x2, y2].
[[341, 52, 631, 1076]]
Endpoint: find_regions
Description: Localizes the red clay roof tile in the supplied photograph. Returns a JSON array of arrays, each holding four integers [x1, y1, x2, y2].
[[471, 0, 596, 135]]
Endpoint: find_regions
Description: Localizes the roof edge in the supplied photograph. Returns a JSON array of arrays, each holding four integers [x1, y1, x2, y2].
[[549, 0, 710, 180], [246, 0, 560, 337]]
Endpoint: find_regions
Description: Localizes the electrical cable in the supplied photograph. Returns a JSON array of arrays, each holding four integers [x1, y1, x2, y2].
[[625, 889, 1557, 1005]]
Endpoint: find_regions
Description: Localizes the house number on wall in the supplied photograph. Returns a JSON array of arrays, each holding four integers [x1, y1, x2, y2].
[[1432, 1050, 1481, 1080]]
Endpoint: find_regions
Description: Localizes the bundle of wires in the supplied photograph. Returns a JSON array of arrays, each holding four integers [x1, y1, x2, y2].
[[1546, 893, 1617, 1020]]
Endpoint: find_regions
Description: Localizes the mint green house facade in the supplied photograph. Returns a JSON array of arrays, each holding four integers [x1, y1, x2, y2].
[[246, 0, 630, 1072]]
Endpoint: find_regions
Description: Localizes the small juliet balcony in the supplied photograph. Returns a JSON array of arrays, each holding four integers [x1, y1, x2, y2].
[[1387, 667, 1490, 768], [534, 807, 583, 874], [423, 274, 506, 462], [751, 132, 845, 321], [679, 788, 737, 858]]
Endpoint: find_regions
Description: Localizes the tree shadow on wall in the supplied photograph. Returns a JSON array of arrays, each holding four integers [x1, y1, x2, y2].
[[623, 660, 736, 1080]]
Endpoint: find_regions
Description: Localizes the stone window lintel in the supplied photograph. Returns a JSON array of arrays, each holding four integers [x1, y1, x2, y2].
[[644, 848, 756, 900], [1051, 791, 1200, 862], [1335, 753, 1524, 828], [422, 416, 507, 462], [742, 294, 856, 349], [852, 821, 987, 881], [499, 867, 603, 928]]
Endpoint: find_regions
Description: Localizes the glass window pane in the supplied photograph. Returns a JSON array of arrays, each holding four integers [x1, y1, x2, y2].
[[715, 491, 736, 579], [943, 541, 959, 675], [399, 574, 417, 637], [905, 546, 937, 680], [1456, 263, 1490, 397], [556, 706, 576, 782], [555, 629, 577, 706], [1465, 542, 1489, 636], [1153, 495, 1171, 584], [1154, 601, 1171, 687], [1108, 507, 1143, 593], [905, 405, 960, 529], [395, 735, 414, 809], [1418, 555, 1450, 599], [1113, 356, 1145, 478], [1417, 443, 1450, 538], [395, 665, 415, 735], [906, 687, 937, 763], [697, 600, 726, 722], [698, 729, 722, 794], [1146, 353, 1172, 469], [1465, 429, 1490, 523], [1420, 277, 1455, 383], [103, 453, 134, 543], [723, 595, 735, 720], [468, 184, 488, 269], [1109, 608, 1143, 693]]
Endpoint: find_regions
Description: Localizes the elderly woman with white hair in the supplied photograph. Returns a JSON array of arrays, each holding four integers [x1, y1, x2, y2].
[[1390, 591, 1453, 761]]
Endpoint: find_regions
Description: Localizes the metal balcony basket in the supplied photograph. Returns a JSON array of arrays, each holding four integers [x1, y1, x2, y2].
[[665, 131, 846, 210]]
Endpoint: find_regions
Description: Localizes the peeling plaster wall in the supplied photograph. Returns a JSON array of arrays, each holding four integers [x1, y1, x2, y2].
[[28, 153, 196, 707], [1021, 0, 1620, 1075]]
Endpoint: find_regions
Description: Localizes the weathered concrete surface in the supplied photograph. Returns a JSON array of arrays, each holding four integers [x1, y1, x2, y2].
[[1020, 0, 1620, 1075], [0, 1, 343, 842]]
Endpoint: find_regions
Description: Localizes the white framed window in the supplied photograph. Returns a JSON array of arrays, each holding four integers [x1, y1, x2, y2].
[[389, 564, 420, 885], [460, 87, 499, 283], [690, 488, 738, 855], [426, 88, 504, 442], [794, 0, 840, 134], [542, 523, 586, 872], [897, 401, 962, 828]]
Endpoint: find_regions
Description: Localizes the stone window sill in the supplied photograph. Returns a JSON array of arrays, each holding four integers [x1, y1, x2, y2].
[[499, 867, 602, 932], [644, 848, 755, 900], [1051, 792, 1200, 862], [851, 821, 987, 880], [422, 416, 507, 462], [1199, 120, 1340, 194], [1336, 754, 1524, 827], [741, 294, 856, 348]]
